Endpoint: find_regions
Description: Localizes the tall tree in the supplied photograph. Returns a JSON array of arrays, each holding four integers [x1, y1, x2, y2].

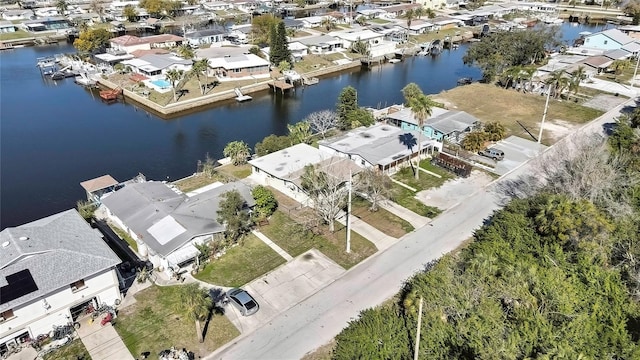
[[251, 185, 278, 220], [569, 66, 587, 99], [546, 69, 569, 99], [56, 0, 68, 16], [287, 121, 313, 145], [357, 168, 392, 211], [252, 14, 280, 46], [336, 86, 358, 130], [177, 44, 195, 60], [175, 283, 211, 343], [139, 0, 165, 18], [405, 8, 415, 28], [223, 141, 250, 165], [402, 83, 432, 179], [269, 21, 292, 67], [301, 164, 348, 232], [217, 190, 253, 243], [165, 68, 185, 102], [305, 110, 337, 139], [90, 0, 105, 23], [190, 58, 209, 95], [123, 5, 138, 22], [73, 28, 111, 53]]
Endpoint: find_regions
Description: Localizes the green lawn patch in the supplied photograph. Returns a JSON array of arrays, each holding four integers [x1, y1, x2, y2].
[[390, 183, 442, 218], [352, 196, 413, 237], [368, 18, 390, 24], [216, 163, 251, 179], [0, 30, 31, 41], [43, 339, 89, 360], [173, 172, 229, 193], [393, 162, 454, 191], [193, 233, 286, 287], [260, 211, 377, 269], [115, 285, 239, 359], [109, 224, 138, 253]]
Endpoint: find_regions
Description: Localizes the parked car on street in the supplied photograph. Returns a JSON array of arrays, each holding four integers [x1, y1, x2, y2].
[[226, 288, 259, 316], [478, 147, 505, 161]]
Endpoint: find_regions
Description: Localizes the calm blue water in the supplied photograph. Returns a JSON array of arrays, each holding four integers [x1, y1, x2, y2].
[[0, 22, 599, 228]]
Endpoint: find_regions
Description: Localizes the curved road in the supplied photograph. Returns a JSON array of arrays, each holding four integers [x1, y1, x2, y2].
[[207, 97, 634, 360]]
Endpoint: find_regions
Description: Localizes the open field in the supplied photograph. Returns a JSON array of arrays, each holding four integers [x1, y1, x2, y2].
[[432, 83, 605, 144], [115, 285, 239, 359], [193, 233, 286, 287]]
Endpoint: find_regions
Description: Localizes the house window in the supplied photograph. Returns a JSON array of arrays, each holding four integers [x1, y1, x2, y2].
[[604, 40, 608, 45], [361, 159, 365, 166], [0, 309, 15, 322], [70, 279, 86, 292]]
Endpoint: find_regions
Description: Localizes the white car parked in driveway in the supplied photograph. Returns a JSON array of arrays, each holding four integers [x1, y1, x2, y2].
[[226, 288, 259, 316]]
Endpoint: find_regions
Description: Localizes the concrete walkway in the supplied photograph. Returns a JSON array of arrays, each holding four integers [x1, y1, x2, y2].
[[336, 215, 397, 251], [378, 201, 431, 229], [581, 77, 640, 98], [252, 230, 294, 261], [76, 316, 134, 360]]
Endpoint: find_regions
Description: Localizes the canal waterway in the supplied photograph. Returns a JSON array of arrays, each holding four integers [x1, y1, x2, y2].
[[0, 22, 599, 229]]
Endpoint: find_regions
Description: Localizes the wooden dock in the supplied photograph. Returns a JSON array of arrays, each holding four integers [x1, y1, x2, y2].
[[269, 80, 294, 93]]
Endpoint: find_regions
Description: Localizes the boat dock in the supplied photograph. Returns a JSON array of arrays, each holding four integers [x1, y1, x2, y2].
[[234, 88, 252, 102], [268, 81, 294, 93]]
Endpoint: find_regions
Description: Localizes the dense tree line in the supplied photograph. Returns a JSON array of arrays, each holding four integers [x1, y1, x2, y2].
[[333, 109, 640, 359]]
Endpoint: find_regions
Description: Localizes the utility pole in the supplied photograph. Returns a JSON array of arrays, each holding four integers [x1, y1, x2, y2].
[[538, 82, 552, 144], [631, 54, 640, 89], [346, 169, 352, 253], [413, 296, 423, 360]]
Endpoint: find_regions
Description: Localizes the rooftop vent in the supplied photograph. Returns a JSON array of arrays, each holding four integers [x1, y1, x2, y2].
[[1, 241, 9, 248], [19, 236, 29, 241]]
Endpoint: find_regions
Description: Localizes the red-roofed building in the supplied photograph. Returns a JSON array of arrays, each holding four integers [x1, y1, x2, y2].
[[110, 34, 185, 54]]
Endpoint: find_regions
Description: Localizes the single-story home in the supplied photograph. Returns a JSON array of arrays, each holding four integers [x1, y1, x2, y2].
[[582, 28, 634, 52], [0, 21, 16, 33], [109, 34, 185, 54], [319, 123, 440, 174], [207, 53, 270, 81], [185, 27, 227, 47], [0, 209, 122, 353], [248, 143, 361, 205], [263, 41, 309, 62], [2, 10, 33, 21], [121, 53, 192, 78], [299, 35, 344, 54], [385, 106, 481, 144], [101, 180, 255, 272], [22, 17, 71, 32]]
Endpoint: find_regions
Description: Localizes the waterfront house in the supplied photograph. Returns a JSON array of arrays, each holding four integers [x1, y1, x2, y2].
[[0, 209, 122, 352], [249, 143, 361, 205], [109, 34, 185, 54], [263, 41, 309, 62], [120, 53, 192, 78], [318, 124, 440, 175], [580, 55, 613, 74], [230, 0, 260, 13], [0, 21, 16, 33], [184, 27, 227, 47], [22, 17, 72, 32], [582, 29, 634, 52], [299, 35, 344, 54], [298, 15, 327, 29], [1, 9, 33, 21], [396, 19, 435, 35], [202, 1, 233, 11], [283, 18, 304, 31], [206, 53, 270, 81], [101, 181, 255, 272], [385, 107, 481, 144], [378, 3, 422, 17]]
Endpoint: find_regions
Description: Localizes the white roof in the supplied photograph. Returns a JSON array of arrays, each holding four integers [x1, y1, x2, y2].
[[249, 143, 328, 179], [148, 215, 186, 245], [288, 41, 308, 51], [333, 29, 382, 42], [208, 53, 269, 70]]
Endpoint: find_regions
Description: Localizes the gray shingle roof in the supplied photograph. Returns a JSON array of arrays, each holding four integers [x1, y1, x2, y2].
[[101, 181, 254, 258], [0, 209, 120, 312], [385, 107, 480, 135]]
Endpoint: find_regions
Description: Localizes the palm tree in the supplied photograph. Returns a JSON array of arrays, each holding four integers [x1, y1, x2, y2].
[[90, 0, 105, 23], [569, 66, 586, 100], [177, 44, 195, 60], [407, 94, 433, 180], [190, 59, 209, 95], [424, 8, 436, 19], [610, 59, 631, 76], [405, 9, 415, 28], [414, 7, 424, 19], [56, 0, 68, 16], [546, 70, 569, 99], [501, 65, 522, 89], [165, 69, 184, 102], [321, 16, 336, 31], [175, 283, 211, 343], [521, 66, 536, 93]]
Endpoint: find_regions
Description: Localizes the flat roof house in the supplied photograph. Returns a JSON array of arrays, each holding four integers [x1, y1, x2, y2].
[[248, 143, 361, 205], [121, 53, 192, 78], [101, 181, 254, 272], [318, 123, 439, 174], [385, 107, 481, 144], [109, 34, 185, 54], [0, 210, 121, 353], [207, 54, 270, 82]]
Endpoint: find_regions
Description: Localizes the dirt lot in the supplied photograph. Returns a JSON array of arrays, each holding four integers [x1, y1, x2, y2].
[[432, 83, 605, 145]]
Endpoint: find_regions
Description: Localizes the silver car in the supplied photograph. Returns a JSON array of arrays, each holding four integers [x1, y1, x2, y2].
[[226, 288, 259, 316]]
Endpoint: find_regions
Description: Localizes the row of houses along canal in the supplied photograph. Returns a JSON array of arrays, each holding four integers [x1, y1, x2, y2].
[[0, 21, 603, 229]]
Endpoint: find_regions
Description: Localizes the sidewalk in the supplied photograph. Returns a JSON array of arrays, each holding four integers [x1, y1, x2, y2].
[[378, 201, 431, 229], [581, 77, 640, 98], [252, 230, 294, 261], [336, 215, 397, 251]]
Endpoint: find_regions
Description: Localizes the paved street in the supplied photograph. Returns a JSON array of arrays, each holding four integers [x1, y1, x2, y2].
[[206, 97, 634, 360]]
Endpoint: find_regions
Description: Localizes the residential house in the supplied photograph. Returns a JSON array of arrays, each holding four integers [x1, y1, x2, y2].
[[582, 28, 634, 51], [185, 27, 227, 47], [619, 25, 640, 40], [385, 107, 481, 144], [202, 1, 233, 11], [263, 41, 309, 62], [22, 17, 72, 32], [379, 3, 422, 17], [2, 10, 34, 21], [101, 181, 255, 272], [248, 143, 361, 205], [415, 0, 447, 10], [121, 53, 192, 77], [230, 0, 260, 13], [207, 53, 270, 81], [430, 16, 464, 30], [0, 210, 121, 353], [109, 34, 185, 54], [0, 21, 16, 33], [299, 15, 328, 29], [331, 29, 395, 57], [396, 19, 435, 35], [318, 124, 440, 174], [299, 35, 344, 54], [283, 18, 304, 31]]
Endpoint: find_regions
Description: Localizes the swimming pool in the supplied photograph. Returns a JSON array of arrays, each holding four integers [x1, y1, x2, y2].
[[150, 79, 171, 89]]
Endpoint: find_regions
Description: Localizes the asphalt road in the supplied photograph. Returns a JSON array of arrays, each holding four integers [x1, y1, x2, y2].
[[207, 97, 635, 360]]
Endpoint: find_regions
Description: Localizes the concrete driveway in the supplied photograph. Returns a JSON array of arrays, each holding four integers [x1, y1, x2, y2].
[[473, 136, 547, 176], [416, 170, 495, 210], [224, 249, 345, 334], [76, 316, 134, 360]]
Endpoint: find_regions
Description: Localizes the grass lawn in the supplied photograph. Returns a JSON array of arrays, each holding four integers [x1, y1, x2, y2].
[[115, 285, 239, 359], [351, 196, 413, 238], [109, 224, 138, 253], [43, 339, 89, 360], [173, 172, 229, 193], [193, 233, 286, 287], [0, 30, 31, 41], [393, 162, 454, 191], [432, 83, 604, 145], [368, 18, 391, 24], [216, 163, 251, 179], [390, 183, 442, 218], [260, 211, 377, 269]]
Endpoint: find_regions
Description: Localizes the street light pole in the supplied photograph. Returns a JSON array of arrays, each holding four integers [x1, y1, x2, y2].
[[631, 54, 640, 89], [346, 170, 352, 254], [538, 83, 552, 144]]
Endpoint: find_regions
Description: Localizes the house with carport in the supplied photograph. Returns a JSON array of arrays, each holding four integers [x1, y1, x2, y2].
[[248, 143, 361, 205], [318, 123, 440, 175], [385, 106, 481, 144], [100, 181, 255, 274], [0, 210, 122, 355]]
